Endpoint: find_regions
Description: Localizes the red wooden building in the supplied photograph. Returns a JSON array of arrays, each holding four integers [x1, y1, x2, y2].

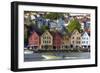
[[28, 31, 40, 49], [53, 32, 62, 49]]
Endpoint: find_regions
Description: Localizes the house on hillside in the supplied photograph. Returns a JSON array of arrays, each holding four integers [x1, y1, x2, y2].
[[49, 18, 65, 31], [84, 21, 90, 30], [49, 21, 57, 31], [56, 18, 65, 31], [35, 14, 46, 28]]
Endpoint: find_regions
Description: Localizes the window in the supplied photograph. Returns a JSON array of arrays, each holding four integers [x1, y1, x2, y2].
[[47, 37, 49, 39], [86, 41, 88, 44], [43, 41, 45, 43], [43, 37, 46, 39], [82, 41, 85, 44], [76, 41, 80, 44], [45, 37, 47, 39], [67, 38, 69, 40], [79, 41, 80, 44], [76, 37, 80, 40], [82, 37, 85, 39]]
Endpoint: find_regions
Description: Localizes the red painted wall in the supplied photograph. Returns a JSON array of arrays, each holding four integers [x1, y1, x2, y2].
[[53, 32, 62, 48], [28, 32, 40, 47]]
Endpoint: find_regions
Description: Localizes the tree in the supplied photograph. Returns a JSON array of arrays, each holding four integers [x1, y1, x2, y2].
[[67, 18, 81, 33], [24, 32, 28, 46], [44, 12, 64, 20], [24, 26, 28, 46], [24, 24, 31, 46], [40, 25, 49, 32]]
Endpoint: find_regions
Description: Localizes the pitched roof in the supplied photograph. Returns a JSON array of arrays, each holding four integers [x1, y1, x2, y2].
[[71, 29, 80, 36], [81, 31, 90, 36], [41, 30, 53, 37], [29, 25, 43, 36], [53, 32, 63, 37], [50, 31, 63, 39]]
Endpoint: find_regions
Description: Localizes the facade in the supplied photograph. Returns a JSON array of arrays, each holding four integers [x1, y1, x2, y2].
[[36, 16, 44, 28], [81, 32, 90, 48], [49, 21, 57, 31], [28, 31, 40, 49], [62, 34, 70, 49], [71, 29, 81, 48], [84, 21, 90, 32], [40, 30, 53, 49], [53, 32, 62, 49], [81, 22, 85, 30], [84, 21, 90, 28], [57, 18, 65, 31], [49, 18, 65, 31]]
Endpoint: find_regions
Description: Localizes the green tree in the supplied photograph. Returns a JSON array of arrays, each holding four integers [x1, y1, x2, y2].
[[24, 25, 30, 45], [44, 12, 64, 20], [24, 32, 28, 43], [67, 18, 81, 32], [40, 25, 49, 32]]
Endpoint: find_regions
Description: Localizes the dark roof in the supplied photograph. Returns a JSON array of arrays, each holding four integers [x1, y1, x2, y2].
[[52, 31, 63, 38]]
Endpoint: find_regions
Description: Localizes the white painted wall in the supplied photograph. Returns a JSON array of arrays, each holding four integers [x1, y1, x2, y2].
[[81, 22, 84, 30], [0, 0, 99, 73], [81, 32, 90, 47]]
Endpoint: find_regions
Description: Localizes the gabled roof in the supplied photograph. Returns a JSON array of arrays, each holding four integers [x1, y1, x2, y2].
[[29, 25, 43, 36], [81, 31, 90, 37], [41, 30, 52, 37], [71, 29, 80, 35], [49, 30, 63, 37], [30, 31, 42, 36], [53, 31, 63, 38]]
